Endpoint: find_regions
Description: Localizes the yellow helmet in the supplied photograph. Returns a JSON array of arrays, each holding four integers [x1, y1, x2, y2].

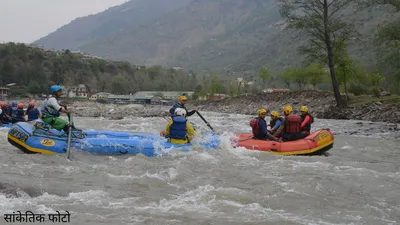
[[257, 108, 267, 116], [283, 106, 293, 115], [178, 95, 187, 103], [270, 111, 279, 118], [300, 106, 308, 113]]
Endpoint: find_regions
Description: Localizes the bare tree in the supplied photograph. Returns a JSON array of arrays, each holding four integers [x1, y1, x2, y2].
[[278, 0, 355, 107]]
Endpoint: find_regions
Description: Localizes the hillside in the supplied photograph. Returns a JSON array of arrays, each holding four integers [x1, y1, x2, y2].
[[34, 0, 400, 75], [79, 0, 281, 69], [33, 0, 193, 50], [78, 0, 398, 74]]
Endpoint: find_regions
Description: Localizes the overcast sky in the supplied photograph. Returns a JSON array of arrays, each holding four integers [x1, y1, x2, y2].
[[0, 0, 128, 43]]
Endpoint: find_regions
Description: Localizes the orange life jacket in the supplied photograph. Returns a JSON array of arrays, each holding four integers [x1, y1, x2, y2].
[[284, 114, 301, 134]]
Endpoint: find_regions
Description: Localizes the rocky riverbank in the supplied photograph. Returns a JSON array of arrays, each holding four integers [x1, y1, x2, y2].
[[189, 90, 400, 124], [8, 90, 399, 124]]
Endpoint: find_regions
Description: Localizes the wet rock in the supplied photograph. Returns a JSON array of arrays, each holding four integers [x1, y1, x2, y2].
[[190, 90, 400, 124]]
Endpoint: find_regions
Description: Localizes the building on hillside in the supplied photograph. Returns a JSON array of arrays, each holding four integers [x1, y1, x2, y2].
[[0, 87, 10, 97], [68, 84, 88, 98], [107, 94, 135, 104], [83, 53, 102, 60], [132, 91, 194, 101], [89, 92, 111, 101], [70, 50, 81, 54]]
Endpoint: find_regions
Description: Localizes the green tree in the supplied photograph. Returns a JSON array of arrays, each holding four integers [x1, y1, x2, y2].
[[278, 0, 354, 107], [367, 70, 386, 97], [371, 0, 400, 93], [277, 68, 295, 90], [368, 70, 386, 87], [305, 64, 328, 90], [336, 56, 355, 100], [293, 67, 309, 90], [258, 67, 270, 90], [111, 75, 129, 94]]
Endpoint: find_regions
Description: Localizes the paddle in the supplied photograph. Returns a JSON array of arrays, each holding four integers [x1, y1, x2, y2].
[[65, 106, 73, 160], [196, 111, 214, 132]]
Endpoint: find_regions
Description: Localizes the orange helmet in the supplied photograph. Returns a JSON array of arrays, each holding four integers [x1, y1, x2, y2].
[[17, 103, 24, 109], [28, 102, 35, 107], [0, 102, 5, 108]]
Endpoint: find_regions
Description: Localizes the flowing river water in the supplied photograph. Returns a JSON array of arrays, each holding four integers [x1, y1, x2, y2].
[[0, 112, 399, 225]]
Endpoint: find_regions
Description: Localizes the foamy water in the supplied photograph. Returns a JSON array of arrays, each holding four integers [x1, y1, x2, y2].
[[0, 112, 399, 225]]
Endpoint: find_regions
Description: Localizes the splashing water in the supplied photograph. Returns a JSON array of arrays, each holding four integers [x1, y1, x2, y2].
[[0, 112, 399, 224]]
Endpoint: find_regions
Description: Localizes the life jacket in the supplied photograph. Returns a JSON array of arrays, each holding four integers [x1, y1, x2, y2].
[[169, 117, 187, 140], [27, 107, 40, 121], [41, 97, 60, 117], [6, 106, 12, 116], [11, 107, 18, 119], [301, 114, 314, 133], [1, 107, 10, 122], [284, 114, 302, 134], [269, 117, 283, 129], [16, 109, 25, 121], [250, 118, 260, 136]]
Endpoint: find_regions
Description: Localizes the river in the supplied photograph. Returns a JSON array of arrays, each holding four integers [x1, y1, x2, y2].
[[0, 112, 399, 225]]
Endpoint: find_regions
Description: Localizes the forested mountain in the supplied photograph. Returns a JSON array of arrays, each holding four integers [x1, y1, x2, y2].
[[33, 0, 192, 50], [34, 0, 399, 76]]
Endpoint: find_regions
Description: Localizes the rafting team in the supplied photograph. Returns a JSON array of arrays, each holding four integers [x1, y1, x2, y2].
[[0, 85, 313, 144]]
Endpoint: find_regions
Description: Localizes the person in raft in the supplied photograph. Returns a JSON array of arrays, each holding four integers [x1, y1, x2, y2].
[[13, 103, 27, 123], [250, 108, 278, 140], [169, 95, 197, 118], [273, 105, 307, 142], [10, 102, 19, 123], [0, 102, 12, 124], [267, 111, 282, 136], [41, 85, 73, 132], [300, 106, 314, 136], [25, 102, 42, 121], [163, 108, 195, 144]]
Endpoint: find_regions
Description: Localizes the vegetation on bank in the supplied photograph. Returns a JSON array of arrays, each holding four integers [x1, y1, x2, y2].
[[278, 0, 400, 107]]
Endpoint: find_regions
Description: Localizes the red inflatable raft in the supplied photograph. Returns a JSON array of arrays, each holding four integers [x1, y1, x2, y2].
[[234, 129, 334, 156]]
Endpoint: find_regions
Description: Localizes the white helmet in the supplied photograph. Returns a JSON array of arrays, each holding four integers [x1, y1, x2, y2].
[[174, 108, 186, 117]]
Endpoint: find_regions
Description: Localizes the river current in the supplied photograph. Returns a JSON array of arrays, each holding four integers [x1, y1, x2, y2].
[[0, 112, 399, 225]]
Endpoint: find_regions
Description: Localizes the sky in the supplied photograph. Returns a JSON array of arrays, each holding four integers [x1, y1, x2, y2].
[[0, 0, 128, 43]]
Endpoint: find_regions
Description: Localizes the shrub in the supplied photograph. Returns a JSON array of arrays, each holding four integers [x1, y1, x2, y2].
[[348, 83, 368, 96]]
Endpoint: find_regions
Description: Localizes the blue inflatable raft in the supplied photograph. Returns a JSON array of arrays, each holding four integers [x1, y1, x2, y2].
[[7, 122, 220, 156]]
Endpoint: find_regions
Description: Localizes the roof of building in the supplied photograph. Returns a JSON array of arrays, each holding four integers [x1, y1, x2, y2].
[[107, 94, 134, 99], [132, 91, 194, 99], [92, 92, 111, 96]]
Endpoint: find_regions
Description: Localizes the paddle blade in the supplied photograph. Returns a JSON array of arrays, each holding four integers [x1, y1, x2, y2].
[[196, 111, 215, 132], [66, 114, 73, 160]]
